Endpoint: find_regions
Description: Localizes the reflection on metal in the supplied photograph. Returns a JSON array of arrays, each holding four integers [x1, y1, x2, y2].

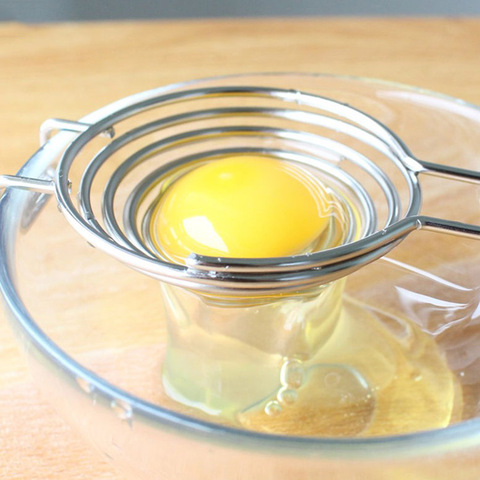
[[2, 85, 480, 294]]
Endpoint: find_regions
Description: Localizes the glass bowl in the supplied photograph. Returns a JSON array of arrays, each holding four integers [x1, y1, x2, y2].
[[1, 73, 480, 479]]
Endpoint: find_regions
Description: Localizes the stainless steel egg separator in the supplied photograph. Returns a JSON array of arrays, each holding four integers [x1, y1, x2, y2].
[[1, 85, 480, 295]]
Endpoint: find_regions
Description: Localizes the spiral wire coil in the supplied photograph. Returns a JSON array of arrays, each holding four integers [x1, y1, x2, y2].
[[2, 85, 480, 294]]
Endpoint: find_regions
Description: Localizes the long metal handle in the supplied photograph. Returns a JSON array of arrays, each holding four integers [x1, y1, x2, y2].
[[419, 159, 480, 185], [419, 216, 480, 239], [416, 159, 480, 238]]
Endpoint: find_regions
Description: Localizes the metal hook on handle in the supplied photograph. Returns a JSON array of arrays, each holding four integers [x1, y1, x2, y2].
[[39, 118, 115, 146], [0, 174, 55, 195], [0, 174, 56, 232], [1, 116, 115, 196]]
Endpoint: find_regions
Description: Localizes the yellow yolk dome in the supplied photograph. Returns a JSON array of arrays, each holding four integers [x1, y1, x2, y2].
[[153, 156, 331, 262]]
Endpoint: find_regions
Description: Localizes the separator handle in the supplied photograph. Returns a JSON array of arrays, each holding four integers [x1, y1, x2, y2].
[[416, 159, 480, 238], [419, 159, 480, 185]]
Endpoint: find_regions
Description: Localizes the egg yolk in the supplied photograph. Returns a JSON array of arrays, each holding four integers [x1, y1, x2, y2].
[[153, 156, 331, 262]]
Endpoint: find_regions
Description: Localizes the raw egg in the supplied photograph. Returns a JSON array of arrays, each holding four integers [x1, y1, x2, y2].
[[153, 156, 331, 262]]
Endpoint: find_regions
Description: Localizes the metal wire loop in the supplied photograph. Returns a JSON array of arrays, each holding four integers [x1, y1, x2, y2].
[[3, 85, 480, 294]]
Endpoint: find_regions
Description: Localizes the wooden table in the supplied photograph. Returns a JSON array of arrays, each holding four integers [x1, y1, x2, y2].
[[1, 17, 480, 479]]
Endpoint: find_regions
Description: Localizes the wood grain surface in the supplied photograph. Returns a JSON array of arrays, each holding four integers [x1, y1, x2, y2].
[[1, 17, 480, 479]]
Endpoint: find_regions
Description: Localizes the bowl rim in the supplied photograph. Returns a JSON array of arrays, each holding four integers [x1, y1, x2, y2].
[[2, 71, 480, 460]]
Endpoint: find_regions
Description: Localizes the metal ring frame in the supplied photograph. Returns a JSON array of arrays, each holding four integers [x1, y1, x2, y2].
[[2, 85, 480, 295]]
